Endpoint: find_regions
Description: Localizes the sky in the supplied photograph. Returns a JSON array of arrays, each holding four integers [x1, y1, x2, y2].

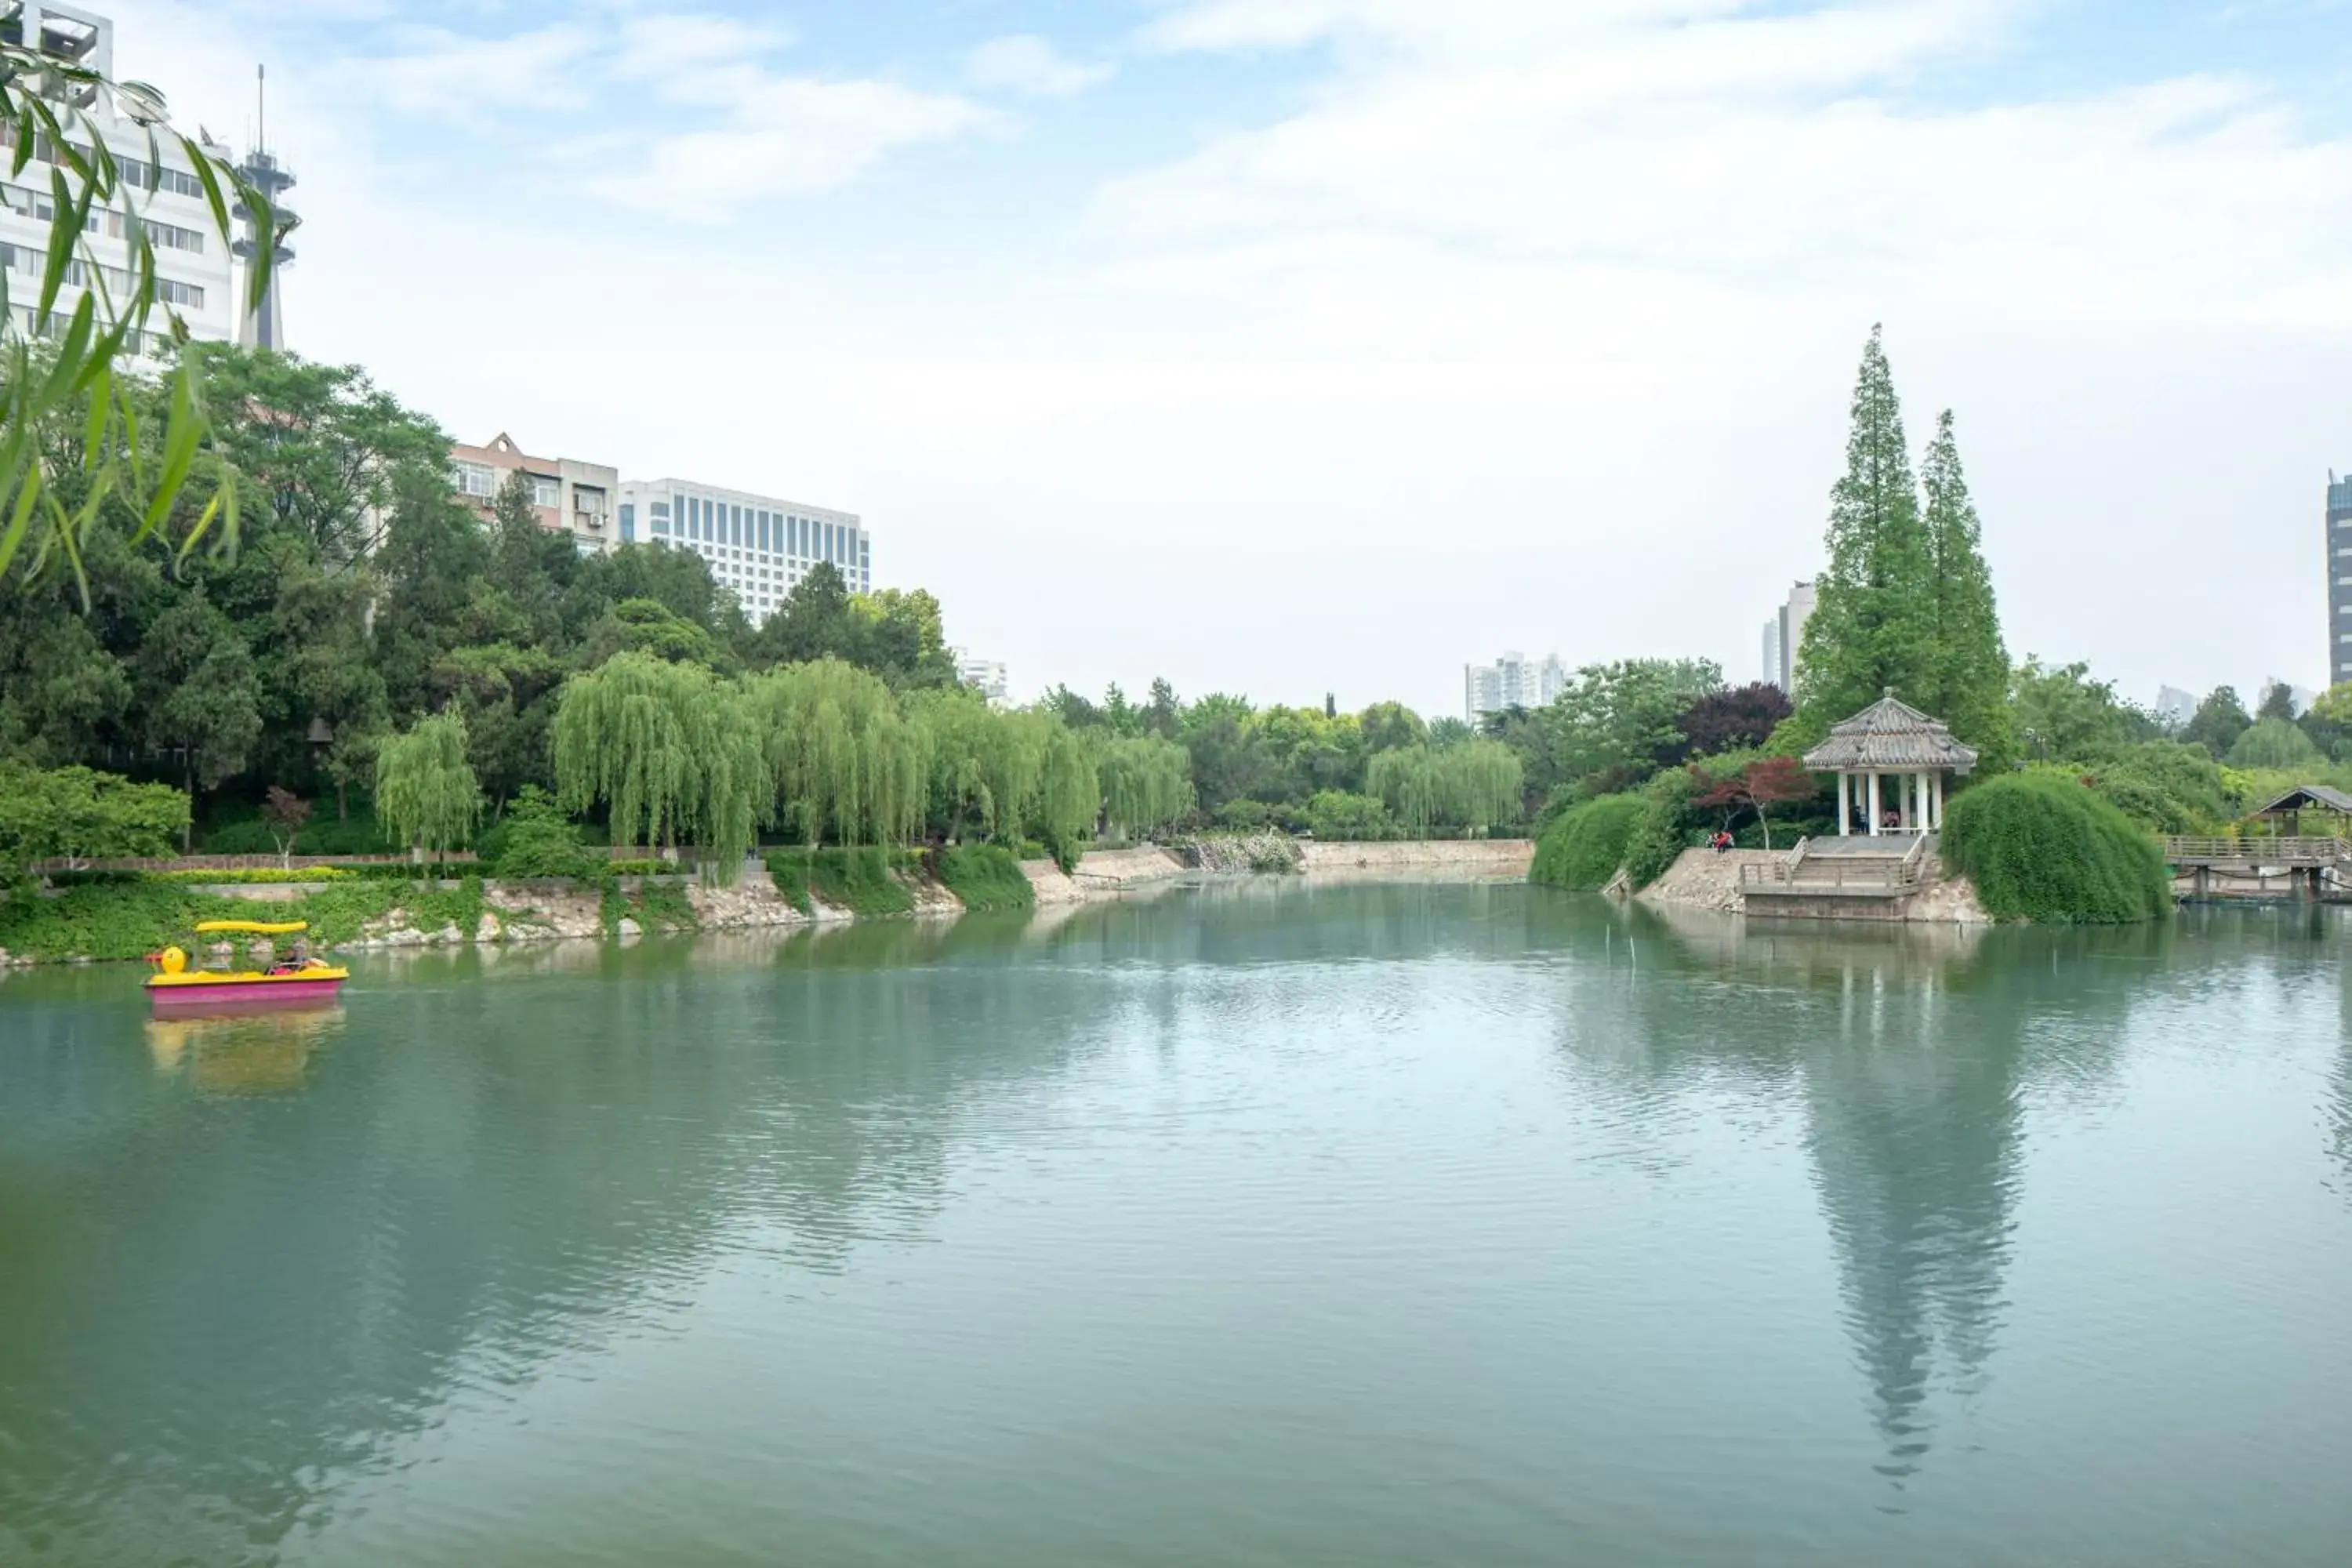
[[103, 0, 2352, 719]]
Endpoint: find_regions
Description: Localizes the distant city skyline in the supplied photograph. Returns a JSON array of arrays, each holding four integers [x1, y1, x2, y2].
[[64, 1, 2352, 717]]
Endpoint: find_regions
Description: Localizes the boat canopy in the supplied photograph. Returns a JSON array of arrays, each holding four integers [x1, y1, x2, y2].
[[193, 920, 310, 935]]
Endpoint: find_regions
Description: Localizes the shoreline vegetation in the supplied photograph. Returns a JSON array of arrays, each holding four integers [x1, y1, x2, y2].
[[0, 840, 1539, 967], [2, 327, 2343, 943]]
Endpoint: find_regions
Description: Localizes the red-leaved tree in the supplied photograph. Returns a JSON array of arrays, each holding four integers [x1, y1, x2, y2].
[[1689, 756, 1818, 849], [262, 785, 311, 870]]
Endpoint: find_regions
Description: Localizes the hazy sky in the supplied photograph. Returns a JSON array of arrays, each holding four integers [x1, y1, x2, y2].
[[113, 0, 2352, 719]]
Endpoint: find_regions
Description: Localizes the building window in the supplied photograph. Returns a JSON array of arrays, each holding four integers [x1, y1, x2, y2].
[[451, 460, 497, 498], [156, 278, 204, 308], [619, 503, 635, 543], [530, 476, 560, 508], [651, 499, 670, 518]]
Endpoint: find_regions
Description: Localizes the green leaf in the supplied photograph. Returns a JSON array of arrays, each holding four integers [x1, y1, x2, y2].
[[142, 360, 201, 537], [179, 133, 234, 249], [0, 454, 42, 579], [36, 166, 79, 318]]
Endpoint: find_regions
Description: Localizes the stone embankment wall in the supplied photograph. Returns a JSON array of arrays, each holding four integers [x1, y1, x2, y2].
[[1635, 847, 1992, 924], [1298, 840, 1534, 877], [1634, 848, 1788, 913], [1022, 847, 1189, 905]]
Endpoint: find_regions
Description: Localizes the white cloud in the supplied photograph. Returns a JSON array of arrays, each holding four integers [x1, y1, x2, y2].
[[350, 24, 600, 118], [611, 12, 794, 81], [965, 34, 1118, 98], [1102, 0, 2352, 339], [590, 77, 1000, 209]]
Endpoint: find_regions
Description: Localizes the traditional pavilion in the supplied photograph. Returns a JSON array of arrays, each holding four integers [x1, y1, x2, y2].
[[1802, 691, 1979, 836]]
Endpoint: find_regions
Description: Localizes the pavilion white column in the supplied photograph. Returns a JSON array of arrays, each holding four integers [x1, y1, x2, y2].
[[1932, 772, 1944, 831], [1900, 774, 1914, 832], [1838, 774, 1851, 835], [1867, 772, 1882, 836]]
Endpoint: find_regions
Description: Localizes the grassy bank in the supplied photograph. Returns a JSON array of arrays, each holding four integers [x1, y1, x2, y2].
[[764, 848, 921, 918], [0, 878, 492, 964], [933, 845, 1036, 913]]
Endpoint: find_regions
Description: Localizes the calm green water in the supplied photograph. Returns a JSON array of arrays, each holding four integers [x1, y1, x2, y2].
[[3, 885, 2350, 1566]]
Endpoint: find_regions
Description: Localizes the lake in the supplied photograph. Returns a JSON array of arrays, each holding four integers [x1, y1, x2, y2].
[[3, 884, 2349, 1566]]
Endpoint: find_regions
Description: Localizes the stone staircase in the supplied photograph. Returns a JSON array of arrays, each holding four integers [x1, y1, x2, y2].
[[1740, 833, 1936, 919]]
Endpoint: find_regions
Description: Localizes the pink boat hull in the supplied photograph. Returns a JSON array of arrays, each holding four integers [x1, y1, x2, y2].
[[149, 978, 346, 1012]]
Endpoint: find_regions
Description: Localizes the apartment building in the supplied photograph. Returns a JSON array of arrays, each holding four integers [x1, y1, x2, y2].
[[0, 4, 243, 354], [956, 652, 1010, 704], [619, 477, 869, 626], [448, 433, 619, 554], [1465, 651, 1566, 723]]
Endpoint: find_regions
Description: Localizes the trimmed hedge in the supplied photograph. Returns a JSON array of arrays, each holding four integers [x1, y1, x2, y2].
[[1940, 773, 2172, 923], [1529, 794, 1646, 889], [934, 844, 1035, 913]]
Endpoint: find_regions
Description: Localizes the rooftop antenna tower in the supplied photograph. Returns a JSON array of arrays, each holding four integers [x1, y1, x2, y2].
[[231, 62, 296, 352]]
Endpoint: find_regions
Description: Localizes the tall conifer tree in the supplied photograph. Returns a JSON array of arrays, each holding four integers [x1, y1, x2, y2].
[[1918, 410, 2013, 767], [1796, 325, 1935, 727]]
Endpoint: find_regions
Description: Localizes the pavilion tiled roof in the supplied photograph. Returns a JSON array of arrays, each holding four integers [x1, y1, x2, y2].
[[1802, 692, 1980, 774], [2251, 784, 2352, 815]]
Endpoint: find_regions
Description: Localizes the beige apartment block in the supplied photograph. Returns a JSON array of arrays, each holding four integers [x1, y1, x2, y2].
[[448, 432, 619, 554]]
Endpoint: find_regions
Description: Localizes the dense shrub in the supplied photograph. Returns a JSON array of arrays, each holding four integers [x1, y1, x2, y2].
[[2085, 742, 2228, 834], [934, 844, 1035, 913], [1303, 791, 1395, 842], [1529, 793, 1646, 889], [1940, 773, 2172, 923], [2225, 717, 2322, 771], [199, 808, 398, 857], [1214, 798, 1279, 831], [488, 787, 608, 882], [1621, 768, 1700, 891]]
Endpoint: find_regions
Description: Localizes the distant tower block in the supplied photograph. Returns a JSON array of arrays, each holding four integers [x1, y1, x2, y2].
[[231, 64, 296, 350]]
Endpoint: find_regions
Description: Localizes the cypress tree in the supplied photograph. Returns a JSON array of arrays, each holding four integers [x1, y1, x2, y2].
[[1918, 409, 2013, 768], [1796, 325, 1935, 726]]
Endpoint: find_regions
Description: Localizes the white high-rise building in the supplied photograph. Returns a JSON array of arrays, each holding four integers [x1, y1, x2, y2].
[[619, 478, 869, 625], [0, 5, 241, 354], [955, 652, 1009, 704], [1763, 580, 1818, 695], [1465, 651, 1566, 723]]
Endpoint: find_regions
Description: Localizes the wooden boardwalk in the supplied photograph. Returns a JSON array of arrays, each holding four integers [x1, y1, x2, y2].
[[2161, 837, 2350, 869]]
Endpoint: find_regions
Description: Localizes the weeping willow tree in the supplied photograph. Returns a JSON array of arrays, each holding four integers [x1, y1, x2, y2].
[[1036, 720, 1100, 863], [1366, 739, 1523, 837], [743, 659, 928, 847], [375, 708, 482, 859], [906, 687, 1004, 843], [1097, 735, 1194, 839], [552, 652, 762, 875]]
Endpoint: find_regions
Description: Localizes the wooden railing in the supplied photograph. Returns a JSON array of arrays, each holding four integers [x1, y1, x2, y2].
[[2163, 837, 2350, 866], [1740, 855, 1926, 893]]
